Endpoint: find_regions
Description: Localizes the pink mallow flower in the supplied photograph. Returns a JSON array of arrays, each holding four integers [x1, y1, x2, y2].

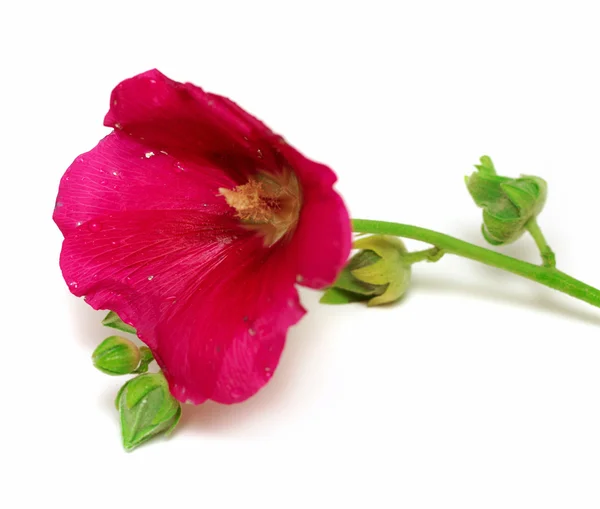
[[54, 70, 351, 405]]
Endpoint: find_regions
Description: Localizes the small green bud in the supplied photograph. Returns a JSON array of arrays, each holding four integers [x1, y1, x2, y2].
[[465, 156, 547, 245], [117, 372, 182, 452], [92, 336, 141, 375], [320, 235, 411, 306], [351, 235, 411, 306]]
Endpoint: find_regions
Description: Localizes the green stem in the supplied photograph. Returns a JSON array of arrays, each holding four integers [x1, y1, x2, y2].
[[352, 219, 600, 309], [403, 247, 444, 264], [526, 218, 556, 268]]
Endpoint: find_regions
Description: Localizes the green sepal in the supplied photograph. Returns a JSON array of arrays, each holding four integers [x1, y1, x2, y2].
[[332, 251, 383, 296], [92, 336, 141, 376], [319, 287, 372, 305], [480, 224, 504, 246], [117, 372, 182, 451], [102, 311, 137, 335], [474, 155, 496, 175], [164, 405, 183, 436], [500, 181, 536, 212], [132, 347, 154, 374], [320, 247, 387, 305], [115, 379, 130, 410]]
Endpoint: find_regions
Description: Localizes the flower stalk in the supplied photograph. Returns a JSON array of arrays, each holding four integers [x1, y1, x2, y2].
[[525, 218, 556, 268], [351, 219, 600, 309]]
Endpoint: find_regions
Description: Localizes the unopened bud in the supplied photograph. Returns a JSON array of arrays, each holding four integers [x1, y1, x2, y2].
[[92, 336, 141, 375], [465, 155, 547, 245], [351, 235, 411, 306], [117, 372, 181, 451], [320, 235, 411, 306]]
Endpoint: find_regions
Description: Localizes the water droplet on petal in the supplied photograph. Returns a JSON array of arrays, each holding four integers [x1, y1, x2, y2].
[[248, 328, 256, 336], [173, 161, 186, 172], [147, 275, 154, 281], [69, 281, 79, 289], [144, 151, 155, 158], [88, 222, 102, 232]]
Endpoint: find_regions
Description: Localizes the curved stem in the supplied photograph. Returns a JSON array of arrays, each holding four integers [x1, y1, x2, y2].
[[403, 247, 444, 264], [526, 218, 556, 268], [352, 219, 600, 309]]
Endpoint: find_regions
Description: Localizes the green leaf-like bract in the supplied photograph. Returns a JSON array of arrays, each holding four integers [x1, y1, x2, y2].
[[320, 287, 371, 305], [320, 249, 386, 305], [102, 311, 137, 335]]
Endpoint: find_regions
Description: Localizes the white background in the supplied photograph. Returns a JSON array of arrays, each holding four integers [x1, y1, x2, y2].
[[2, 1, 600, 507]]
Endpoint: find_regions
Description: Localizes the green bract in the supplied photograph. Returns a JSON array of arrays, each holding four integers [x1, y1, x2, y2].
[[102, 311, 137, 335], [321, 235, 411, 306], [92, 336, 141, 375], [465, 156, 547, 245], [117, 372, 182, 451]]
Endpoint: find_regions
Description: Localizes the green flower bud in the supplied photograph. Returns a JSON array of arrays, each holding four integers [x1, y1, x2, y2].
[[320, 235, 411, 306], [92, 336, 141, 375], [351, 235, 411, 306], [465, 156, 547, 245], [117, 372, 182, 452]]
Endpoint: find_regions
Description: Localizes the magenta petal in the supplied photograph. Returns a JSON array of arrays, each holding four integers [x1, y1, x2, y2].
[[163, 248, 306, 404], [104, 69, 279, 178], [53, 132, 234, 238], [60, 209, 305, 404], [280, 144, 352, 289]]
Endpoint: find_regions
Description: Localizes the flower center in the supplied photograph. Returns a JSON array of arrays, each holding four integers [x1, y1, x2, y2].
[[219, 169, 301, 246]]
